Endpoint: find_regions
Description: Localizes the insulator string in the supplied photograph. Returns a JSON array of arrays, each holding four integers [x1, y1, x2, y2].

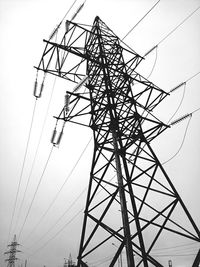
[[49, 0, 78, 40], [169, 82, 186, 93], [170, 71, 200, 94]]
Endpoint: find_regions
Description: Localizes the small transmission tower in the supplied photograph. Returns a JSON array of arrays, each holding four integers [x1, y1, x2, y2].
[[35, 16, 200, 266], [64, 254, 77, 267], [4, 235, 21, 267]]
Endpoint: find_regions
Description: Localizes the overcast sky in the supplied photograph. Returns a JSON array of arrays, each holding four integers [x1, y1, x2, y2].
[[0, 0, 200, 266]]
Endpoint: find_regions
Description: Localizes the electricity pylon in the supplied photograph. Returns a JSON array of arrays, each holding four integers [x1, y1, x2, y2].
[[36, 16, 200, 266], [4, 235, 21, 267]]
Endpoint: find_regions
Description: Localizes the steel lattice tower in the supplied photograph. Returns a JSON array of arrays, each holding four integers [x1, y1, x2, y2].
[[4, 235, 21, 267], [36, 17, 200, 266]]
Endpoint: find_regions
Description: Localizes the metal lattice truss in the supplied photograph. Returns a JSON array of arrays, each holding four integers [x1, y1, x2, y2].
[[4, 235, 20, 267], [36, 17, 200, 267]]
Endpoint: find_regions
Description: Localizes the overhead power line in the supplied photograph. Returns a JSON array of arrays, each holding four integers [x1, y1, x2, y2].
[[192, 107, 200, 114], [152, 241, 200, 251], [49, 0, 78, 40], [18, 145, 54, 240], [162, 115, 191, 165], [146, 45, 158, 79], [25, 170, 117, 252], [22, 138, 92, 243], [157, 5, 200, 46], [7, 98, 38, 245], [13, 76, 57, 236], [26, 188, 86, 250], [152, 253, 196, 257], [185, 70, 200, 83], [166, 70, 200, 123], [27, 208, 83, 258], [145, 4, 200, 56], [122, 0, 161, 40], [49, 0, 86, 40], [162, 105, 200, 165]]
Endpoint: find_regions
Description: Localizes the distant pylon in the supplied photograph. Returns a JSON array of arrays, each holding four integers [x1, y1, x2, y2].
[[4, 235, 21, 267], [64, 254, 77, 267]]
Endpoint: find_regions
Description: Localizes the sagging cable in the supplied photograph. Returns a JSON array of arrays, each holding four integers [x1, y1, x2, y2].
[[170, 113, 192, 126], [167, 82, 186, 124], [162, 115, 192, 165], [146, 45, 158, 79]]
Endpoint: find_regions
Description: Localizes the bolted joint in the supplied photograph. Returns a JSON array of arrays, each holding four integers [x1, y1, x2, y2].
[[137, 130, 146, 142], [118, 148, 126, 156], [109, 119, 118, 131], [90, 123, 98, 131], [134, 112, 141, 120]]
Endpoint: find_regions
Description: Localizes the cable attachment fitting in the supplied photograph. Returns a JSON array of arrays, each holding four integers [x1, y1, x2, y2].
[[51, 120, 66, 147], [170, 113, 192, 126], [170, 82, 186, 93]]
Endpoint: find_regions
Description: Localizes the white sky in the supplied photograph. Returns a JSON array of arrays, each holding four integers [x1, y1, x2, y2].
[[0, 0, 200, 266]]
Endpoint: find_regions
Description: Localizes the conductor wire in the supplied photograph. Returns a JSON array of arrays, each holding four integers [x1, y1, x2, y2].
[[27, 208, 83, 258], [18, 145, 54, 240], [122, 0, 161, 40], [26, 188, 86, 250], [146, 45, 158, 79], [144, 5, 200, 57], [185, 70, 200, 83], [6, 98, 38, 245], [22, 137, 92, 242], [13, 77, 57, 235], [157, 5, 200, 46], [60, 0, 78, 23]]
